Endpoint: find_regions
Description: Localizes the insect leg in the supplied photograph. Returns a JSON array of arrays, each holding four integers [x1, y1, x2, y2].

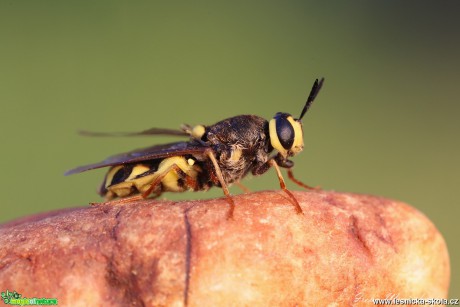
[[269, 160, 304, 215], [205, 149, 235, 220], [140, 163, 201, 198], [235, 181, 251, 193], [183, 174, 200, 191], [287, 168, 321, 190], [141, 164, 182, 198], [91, 194, 144, 206]]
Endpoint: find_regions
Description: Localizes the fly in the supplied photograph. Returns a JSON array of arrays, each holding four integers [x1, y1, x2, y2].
[[65, 78, 325, 219]]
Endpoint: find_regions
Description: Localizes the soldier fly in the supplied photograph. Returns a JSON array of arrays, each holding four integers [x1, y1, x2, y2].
[[65, 78, 324, 219]]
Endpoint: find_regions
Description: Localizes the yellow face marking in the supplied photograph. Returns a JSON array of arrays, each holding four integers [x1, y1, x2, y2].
[[187, 158, 195, 166], [269, 116, 304, 158], [287, 116, 304, 155], [191, 125, 206, 139], [269, 119, 288, 158]]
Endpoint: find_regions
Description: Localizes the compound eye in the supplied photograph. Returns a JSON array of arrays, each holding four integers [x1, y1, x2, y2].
[[275, 114, 295, 150]]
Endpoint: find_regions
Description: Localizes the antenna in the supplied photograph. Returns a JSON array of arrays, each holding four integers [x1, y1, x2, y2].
[[298, 78, 324, 120]]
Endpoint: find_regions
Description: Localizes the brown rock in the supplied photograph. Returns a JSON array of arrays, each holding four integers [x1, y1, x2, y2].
[[0, 191, 450, 306]]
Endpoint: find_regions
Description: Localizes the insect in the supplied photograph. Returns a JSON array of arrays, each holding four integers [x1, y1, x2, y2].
[[65, 78, 324, 219]]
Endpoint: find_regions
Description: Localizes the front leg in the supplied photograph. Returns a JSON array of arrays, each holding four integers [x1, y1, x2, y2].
[[274, 154, 319, 190], [252, 153, 291, 176], [252, 159, 303, 215], [252, 160, 272, 177]]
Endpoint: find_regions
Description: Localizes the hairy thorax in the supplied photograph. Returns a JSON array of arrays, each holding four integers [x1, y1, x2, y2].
[[204, 115, 271, 184]]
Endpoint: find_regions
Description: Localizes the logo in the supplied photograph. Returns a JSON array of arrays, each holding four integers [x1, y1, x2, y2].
[[1, 290, 57, 306]]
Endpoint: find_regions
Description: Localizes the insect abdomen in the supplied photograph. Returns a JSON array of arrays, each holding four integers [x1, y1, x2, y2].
[[101, 156, 202, 200]]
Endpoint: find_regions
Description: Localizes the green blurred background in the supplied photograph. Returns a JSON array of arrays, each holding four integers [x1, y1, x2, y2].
[[1, 0, 458, 297]]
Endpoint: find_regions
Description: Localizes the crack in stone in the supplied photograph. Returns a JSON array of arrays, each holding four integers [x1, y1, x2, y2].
[[104, 206, 147, 307], [349, 215, 372, 259], [111, 207, 123, 241], [183, 207, 193, 307]]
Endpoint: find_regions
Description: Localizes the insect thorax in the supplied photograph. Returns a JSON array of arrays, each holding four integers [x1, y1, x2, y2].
[[204, 115, 272, 184]]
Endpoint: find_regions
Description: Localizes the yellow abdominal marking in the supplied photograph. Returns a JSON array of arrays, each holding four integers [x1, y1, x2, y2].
[[105, 164, 150, 188], [105, 165, 123, 189], [157, 157, 198, 192], [127, 164, 151, 180], [107, 157, 200, 197]]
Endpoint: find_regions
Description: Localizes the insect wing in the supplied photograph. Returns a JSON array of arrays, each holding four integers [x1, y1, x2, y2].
[[64, 141, 208, 175], [79, 127, 188, 137]]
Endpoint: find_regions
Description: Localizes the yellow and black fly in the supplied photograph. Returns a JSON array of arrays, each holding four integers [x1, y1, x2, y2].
[[65, 78, 324, 218]]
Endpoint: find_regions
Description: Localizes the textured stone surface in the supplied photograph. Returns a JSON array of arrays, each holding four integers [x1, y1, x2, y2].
[[0, 191, 450, 306]]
